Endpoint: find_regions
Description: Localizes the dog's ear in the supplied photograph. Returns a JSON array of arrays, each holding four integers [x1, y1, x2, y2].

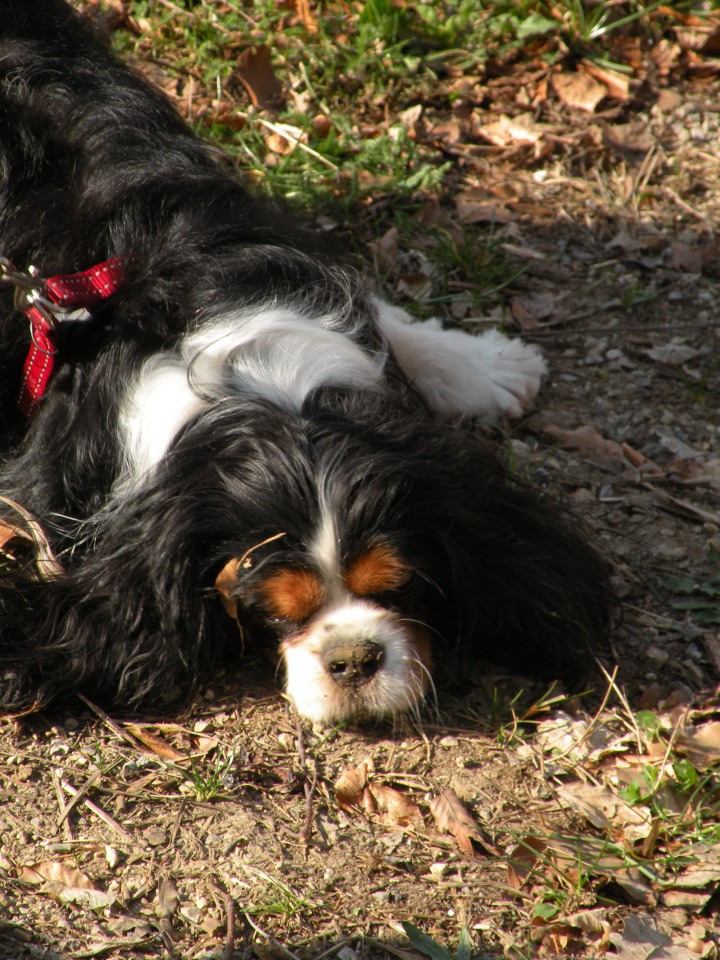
[[0, 486, 228, 712], [408, 438, 614, 686]]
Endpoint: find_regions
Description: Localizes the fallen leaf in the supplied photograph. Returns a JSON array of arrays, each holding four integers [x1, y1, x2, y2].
[[556, 783, 652, 840], [20, 861, 95, 889], [566, 908, 609, 935], [602, 121, 655, 155], [263, 121, 306, 155], [543, 424, 626, 472], [0, 496, 63, 580], [235, 45, 284, 109], [551, 71, 607, 111], [455, 190, 514, 224], [582, 61, 632, 100], [608, 915, 691, 960], [507, 835, 546, 889], [430, 789, 497, 857], [547, 838, 656, 905], [367, 784, 422, 825], [19, 860, 114, 907], [669, 238, 717, 273], [676, 721, 720, 768], [510, 292, 557, 328], [671, 842, 720, 890], [335, 758, 374, 809], [125, 724, 185, 761], [475, 114, 553, 159], [157, 876, 179, 919], [646, 339, 704, 367]]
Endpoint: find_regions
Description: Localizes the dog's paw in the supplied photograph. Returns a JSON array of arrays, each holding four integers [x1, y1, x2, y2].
[[375, 301, 546, 421], [472, 328, 546, 419]]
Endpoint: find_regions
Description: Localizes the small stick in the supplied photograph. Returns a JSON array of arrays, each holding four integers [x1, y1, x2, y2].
[[60, 779, 133, 842]]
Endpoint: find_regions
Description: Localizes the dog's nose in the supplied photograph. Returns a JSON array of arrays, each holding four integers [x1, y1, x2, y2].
[[321, 639, 385, 688]]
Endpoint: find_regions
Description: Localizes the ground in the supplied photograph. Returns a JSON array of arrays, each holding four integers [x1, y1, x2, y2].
[[1, 3, 719, 959]]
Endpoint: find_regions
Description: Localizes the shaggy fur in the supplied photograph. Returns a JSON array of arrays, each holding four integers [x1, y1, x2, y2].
[[0, 0, 612, 723]]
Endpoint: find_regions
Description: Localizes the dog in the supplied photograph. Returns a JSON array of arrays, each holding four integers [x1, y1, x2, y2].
[[0, 0, 612, 724]]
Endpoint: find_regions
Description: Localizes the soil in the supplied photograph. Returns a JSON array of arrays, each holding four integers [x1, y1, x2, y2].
[[1, 5, 719, 960]]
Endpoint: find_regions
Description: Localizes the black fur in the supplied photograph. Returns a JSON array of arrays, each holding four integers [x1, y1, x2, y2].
[[0, 0, 612, 715]]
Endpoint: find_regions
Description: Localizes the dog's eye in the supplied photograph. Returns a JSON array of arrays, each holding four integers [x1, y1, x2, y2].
[[365, 572, 419, 605]]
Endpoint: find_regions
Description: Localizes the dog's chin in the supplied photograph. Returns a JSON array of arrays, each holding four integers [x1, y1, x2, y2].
[[280, 601, 431, 726]]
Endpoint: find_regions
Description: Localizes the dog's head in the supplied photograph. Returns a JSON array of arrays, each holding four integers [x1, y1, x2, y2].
[[195, 396, 612, 725], [216, 534, 434, 725]]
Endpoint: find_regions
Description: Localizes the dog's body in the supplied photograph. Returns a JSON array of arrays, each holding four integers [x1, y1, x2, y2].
[[0, 0, 611, 723]]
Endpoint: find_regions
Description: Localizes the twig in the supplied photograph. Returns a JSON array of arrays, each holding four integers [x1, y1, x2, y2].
[[254, 116, 339, 171], [547, 664, 620, 766], [56, 765, 101, 829], [60, 779, 134, 842], [598, 661, 643, 754], [223, 893, 235, 960], [76, 694, 139, 748], [243, 911, 304, 960], [294, 712, 318, 848], [52, 768, 75, 842]]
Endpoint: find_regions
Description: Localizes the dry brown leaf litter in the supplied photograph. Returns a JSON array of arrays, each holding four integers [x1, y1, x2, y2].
[[2, 2, 720, 958]]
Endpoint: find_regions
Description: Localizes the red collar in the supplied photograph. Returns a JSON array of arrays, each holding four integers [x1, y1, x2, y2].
[[1, 257, 128, 417]]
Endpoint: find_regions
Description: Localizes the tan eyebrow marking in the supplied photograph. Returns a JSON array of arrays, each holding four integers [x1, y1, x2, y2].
[[344, 544, 410, 597], [259, 568, 326, 623]]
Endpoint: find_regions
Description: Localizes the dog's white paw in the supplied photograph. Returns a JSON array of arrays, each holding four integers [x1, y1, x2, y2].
[[469, 327, 546, 419], [376, 302, 546, 421]]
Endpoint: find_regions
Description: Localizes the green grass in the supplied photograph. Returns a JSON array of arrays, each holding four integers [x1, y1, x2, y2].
[[663, 552, 720, 627], [113, 0, 696, 320]]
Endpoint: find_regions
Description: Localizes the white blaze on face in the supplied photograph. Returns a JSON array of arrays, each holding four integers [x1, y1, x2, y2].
[[281, 601, 426, 725]]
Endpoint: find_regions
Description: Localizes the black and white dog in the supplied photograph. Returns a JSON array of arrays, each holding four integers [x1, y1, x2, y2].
[[0, 0, 611, 724]]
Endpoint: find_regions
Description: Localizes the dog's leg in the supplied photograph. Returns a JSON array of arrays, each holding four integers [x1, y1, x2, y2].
[[374, 301, 546, 421]]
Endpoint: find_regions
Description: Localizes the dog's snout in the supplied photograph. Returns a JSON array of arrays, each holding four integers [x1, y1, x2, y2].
[[321, 639, 385, 687]]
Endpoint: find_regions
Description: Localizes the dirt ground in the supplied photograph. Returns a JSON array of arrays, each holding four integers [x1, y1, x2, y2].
[[1, 4, 719, 960]]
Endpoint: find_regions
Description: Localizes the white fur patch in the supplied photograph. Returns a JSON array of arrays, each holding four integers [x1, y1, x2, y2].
[[282, 600, 426, 725], [374, 299, 547, 420], [118, 306, 387, 483]]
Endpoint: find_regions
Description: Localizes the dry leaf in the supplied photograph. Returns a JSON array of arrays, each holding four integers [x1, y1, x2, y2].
[[125, 724, 186, 761], [335, 760, 420, 825], [475, 114, 553, 159], [0, 496, 63, 580], [263, 121, 306, 155], [676, 721, 720, 769], [551, 71, 607, 112], [335, 758, 373, 809], [367, 226, 399, 273], [157, 876, 179, 920], [582, 61, 632, 100], [669, 238, 717, 273], [236, 45, 283, 109], [507, 835, 546, 889], [215, 558, 240, 619], [367, 784, 422, 825], [547, 838, 656, 905], [672, 842, 720, 890], [510, 292, 557, 328], [542, 424, 626, 472], [566, 909, 609, 935], [555, 783, 652, 841], [430, 789, 496, 857], [20, 861, 95, 889], [19, 860, 114, 907], [608, 915, 691, 960], [602, 121, 655, 155], [455, 190, 514, 224]]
